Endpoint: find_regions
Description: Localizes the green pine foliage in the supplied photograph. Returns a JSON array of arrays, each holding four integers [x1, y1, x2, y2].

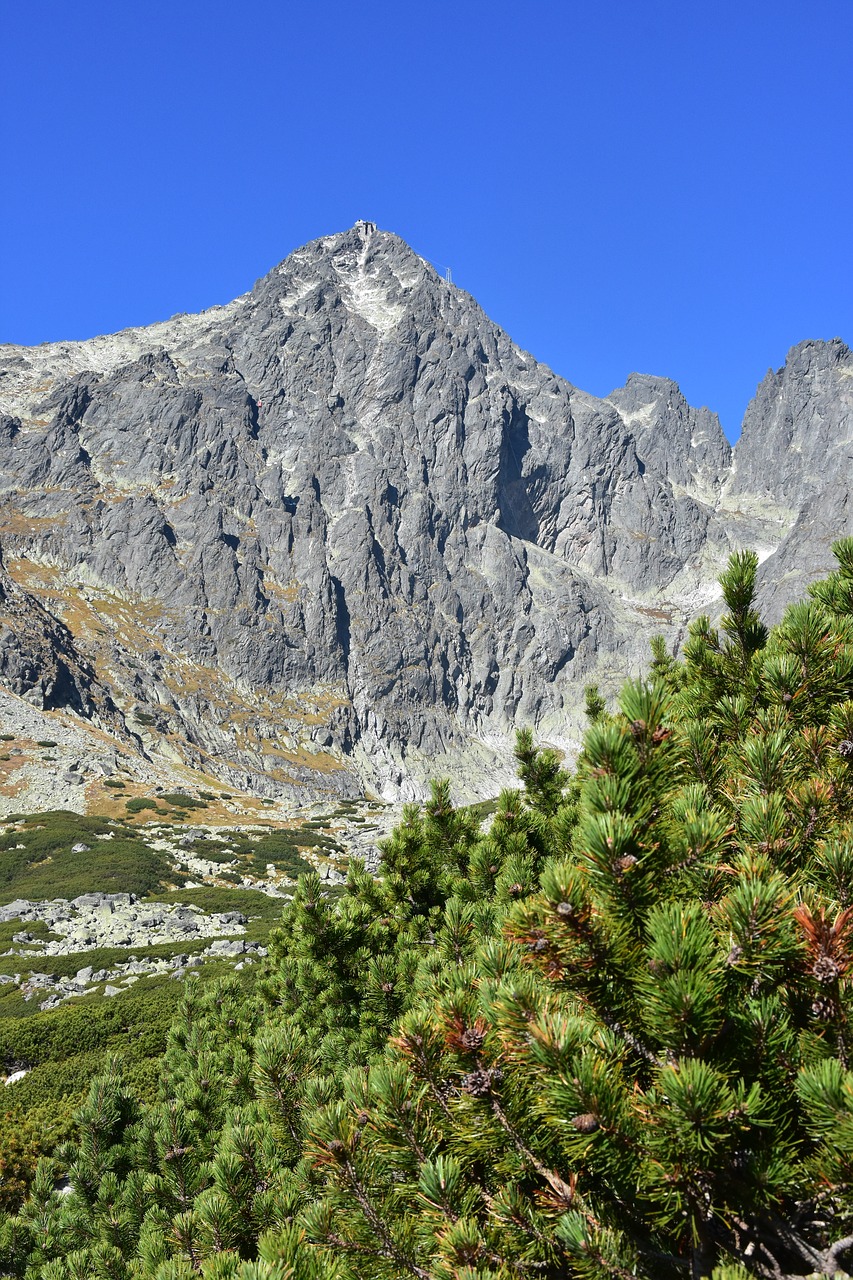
[[5, 542, 853, 1278], [0, 813, 171, 903]]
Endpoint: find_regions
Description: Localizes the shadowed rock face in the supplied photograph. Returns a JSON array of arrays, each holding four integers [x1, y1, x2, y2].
[[0, 224, 850, 799]]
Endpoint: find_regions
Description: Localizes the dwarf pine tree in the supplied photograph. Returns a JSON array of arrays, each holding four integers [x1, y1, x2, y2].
[[288, 545, 853, 1280], [0, 1059, 141, 1279]]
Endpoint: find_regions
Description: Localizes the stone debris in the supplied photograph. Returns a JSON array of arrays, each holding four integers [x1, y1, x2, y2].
[[0, 892, 250, 954], [0, 801, 381, 1017], [6, 924, 269, 1010]]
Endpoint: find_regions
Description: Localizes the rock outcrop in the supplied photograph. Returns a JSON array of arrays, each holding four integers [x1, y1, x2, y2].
[[722, 339, 853, 622], [0, 224, 849, 799], [0, 542, 121, 726]]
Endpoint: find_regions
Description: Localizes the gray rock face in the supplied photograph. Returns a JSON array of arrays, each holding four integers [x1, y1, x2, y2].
[[0, 542, 120, 725], [727, 339, 853, 512], [719, 340, 853, 623], [0, 224, 850, 798], [607, 374, 732, 504]]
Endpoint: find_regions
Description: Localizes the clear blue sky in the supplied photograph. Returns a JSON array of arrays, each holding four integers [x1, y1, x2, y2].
[[3, 0, 851, 442]]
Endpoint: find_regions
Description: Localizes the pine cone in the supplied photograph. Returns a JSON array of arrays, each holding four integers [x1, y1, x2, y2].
[[812, 955, 842, 984], [836, 739, 853, 760], [811, 995, 836, 1022], [461, 1068, 494, 1097], [570, 1113, 599, 1133], [556, 901, 575, 918], [460, 1025, 485, 1051]]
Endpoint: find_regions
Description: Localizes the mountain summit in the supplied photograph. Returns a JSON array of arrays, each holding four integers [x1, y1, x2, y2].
[[0, 224, 851, 801]]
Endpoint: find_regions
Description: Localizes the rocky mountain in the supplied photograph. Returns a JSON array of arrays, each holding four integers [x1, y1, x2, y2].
[[0, 222, 850, 803]]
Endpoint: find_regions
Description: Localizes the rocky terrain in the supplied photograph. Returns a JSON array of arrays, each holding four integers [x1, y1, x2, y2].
[[0, 806, 364, 1015], [0, 890, 268, 1012], [0, 222, 850, 803]]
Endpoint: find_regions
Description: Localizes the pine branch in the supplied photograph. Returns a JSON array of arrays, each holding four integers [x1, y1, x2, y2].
[[486, 1093, 576, 1206], [336, 1157, 430, 1280], [594, 1006, 662, 1067], [824, 1232, 853, 1276]]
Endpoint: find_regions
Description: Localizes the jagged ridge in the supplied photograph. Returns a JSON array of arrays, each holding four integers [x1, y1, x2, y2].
[[0, 223, 850, 800]]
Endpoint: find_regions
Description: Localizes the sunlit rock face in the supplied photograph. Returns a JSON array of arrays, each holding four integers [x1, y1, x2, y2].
[[0, 223, 850, 799]]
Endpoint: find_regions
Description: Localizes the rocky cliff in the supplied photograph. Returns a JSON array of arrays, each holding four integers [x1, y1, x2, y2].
[[0, 223, 850, 801]]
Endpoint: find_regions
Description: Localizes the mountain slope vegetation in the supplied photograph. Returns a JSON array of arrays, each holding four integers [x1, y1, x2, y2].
[[4, 545, 853, 1279]]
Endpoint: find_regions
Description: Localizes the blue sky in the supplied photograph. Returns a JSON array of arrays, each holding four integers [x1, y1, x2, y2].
[[2, 0, 851, 442]]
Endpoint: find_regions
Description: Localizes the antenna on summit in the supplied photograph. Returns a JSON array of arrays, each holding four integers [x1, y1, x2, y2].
[[445, 266, 452, 284]]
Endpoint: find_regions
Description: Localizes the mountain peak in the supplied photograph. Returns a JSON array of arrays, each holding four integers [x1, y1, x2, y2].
[[246, 222, 455, 342], [0, 230, 850, 804], [260, 222, 438, 287]]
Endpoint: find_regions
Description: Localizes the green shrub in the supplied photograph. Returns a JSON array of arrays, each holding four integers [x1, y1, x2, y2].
[[103, 778, 125, 788], [35, 741, 57, 749], [0, 813, 170, 902], [0, 983, 176, 1071], [125, 797, 157, 813], [0, 1100, 73, 1211], [160, 793, 207, 809], [146, 886, 286, 920], [194, 846, 237, 864]]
